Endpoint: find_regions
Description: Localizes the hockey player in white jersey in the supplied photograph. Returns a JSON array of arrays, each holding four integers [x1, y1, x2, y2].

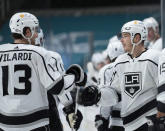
[[87, 52, 105, 85], [143, 17, 162, 51], [35, 29, 66, 131], [96, 40, 125, 131], [78, 20, 161, 131], [151, 49, 165, 131], [0, 12, 87, 131]]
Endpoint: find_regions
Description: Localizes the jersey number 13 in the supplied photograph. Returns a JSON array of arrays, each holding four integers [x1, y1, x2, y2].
[[1, 64, 31, 96]]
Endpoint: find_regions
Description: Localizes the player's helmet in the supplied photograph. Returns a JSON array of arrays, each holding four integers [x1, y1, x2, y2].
[[109, 35, 118, 43], [143, 17, 159, 33], [121, 20, 147, 45], [35, 29, 44, 46], [91, 52, 105, 68], [9, 12, 39, 39], [107, 40, 124, 60]]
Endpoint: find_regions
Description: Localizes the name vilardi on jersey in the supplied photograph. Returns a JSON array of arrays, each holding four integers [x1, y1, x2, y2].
[[0, 52, 32, 62], [124, 72, 142, 98]]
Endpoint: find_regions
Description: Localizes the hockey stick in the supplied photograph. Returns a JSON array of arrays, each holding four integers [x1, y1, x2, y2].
[[72, 86, 80, 131]]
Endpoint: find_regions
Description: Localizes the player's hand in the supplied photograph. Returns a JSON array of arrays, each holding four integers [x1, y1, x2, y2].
[[157, 111, 165, 118], [95, 115, 109, 131], [63, 104, 83, 130], [66, 110, 83, 130], [66, 64, 87, 86], [78, 85, 101, 106]]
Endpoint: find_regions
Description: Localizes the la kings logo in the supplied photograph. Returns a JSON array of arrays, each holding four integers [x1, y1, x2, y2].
[[124, 72, 142, 98]]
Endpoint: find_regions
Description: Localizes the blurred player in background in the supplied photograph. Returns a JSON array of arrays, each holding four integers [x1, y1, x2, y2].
[[86, 52, 105, 85], [143, 17, 162, 51], [95, 39, 125, 131]]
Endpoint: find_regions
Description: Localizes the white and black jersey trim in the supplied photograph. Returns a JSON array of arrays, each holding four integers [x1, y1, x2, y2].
[[158, 84, 165, 94], [60, 64, 64, 72], [48, 64, 55, 72], [48, 76, 64, 95], [122, 99, 157, 125], [138, 59, 158, 66], [104, 67, 113, 85], [157, 84, 165, 112], [0, 108, 49, 125], [111, 110, 121, 119], [114, 59, 158, 68], [51, 57, 59, 71], [63, 74, 75, 91], [115, 61, 129, 68]]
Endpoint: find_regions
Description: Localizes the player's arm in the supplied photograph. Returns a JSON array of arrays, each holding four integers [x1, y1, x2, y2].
[[97, 66, 107, 87], [42, 53, 87, 95], [95, 106, 111, 131], [48, 51, 65, 75], [45, 55, 86, 129], [157, 51, 165, 117]]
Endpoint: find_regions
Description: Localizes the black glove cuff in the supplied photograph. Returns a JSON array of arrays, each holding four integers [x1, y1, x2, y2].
[[157, 101, 165, 113], [63, 103, 75, 115], [76, 72, 87, 86], [66, 65, 81, 82]]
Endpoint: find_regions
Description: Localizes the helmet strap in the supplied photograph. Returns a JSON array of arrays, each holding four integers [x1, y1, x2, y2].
[[131, 38, 142, 55]]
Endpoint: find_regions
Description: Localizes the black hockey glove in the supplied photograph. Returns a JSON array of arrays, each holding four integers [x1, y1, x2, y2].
[[146, 114, 165, 131], [95, 115, 109, 131], [78, 85, 101, 106], [63, 104, 83, 130], [66, 64, 87, 86]]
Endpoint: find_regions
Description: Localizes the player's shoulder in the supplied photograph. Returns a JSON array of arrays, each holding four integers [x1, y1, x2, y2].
[[136, 49, 160, 66], [99, 63, 114, 74], [114, 53, 129, 65], [21, 44, 49, 56], [155, 37, 162, 44], [48, 51, 62, 60], [0, 43, 46, 53], [143, 49, 160, 60]]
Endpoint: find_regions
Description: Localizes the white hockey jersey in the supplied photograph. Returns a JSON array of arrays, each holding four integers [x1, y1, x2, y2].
[[157, 49, 165, 112], [86, 62, 99, 86], [148, 37, 162, 51], [98, 63, 123, 128], [98, 63, 114, 87], [0, 43, 75, 131], [99, 49, 160, 131], [48, 51, 65, 75]]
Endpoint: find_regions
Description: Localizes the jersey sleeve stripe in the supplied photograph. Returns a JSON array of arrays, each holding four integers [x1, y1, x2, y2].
[[60, 64, 64, 72], [48, 76, 64, 95], [48, 64, 55, 72], [111, 110, 121, 118], [64, 81, 74, 91], [51, 57, 59, 71], [158, 84, 165, 94], [116, 92, 121, 102], [65, 94, 70, 101]]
